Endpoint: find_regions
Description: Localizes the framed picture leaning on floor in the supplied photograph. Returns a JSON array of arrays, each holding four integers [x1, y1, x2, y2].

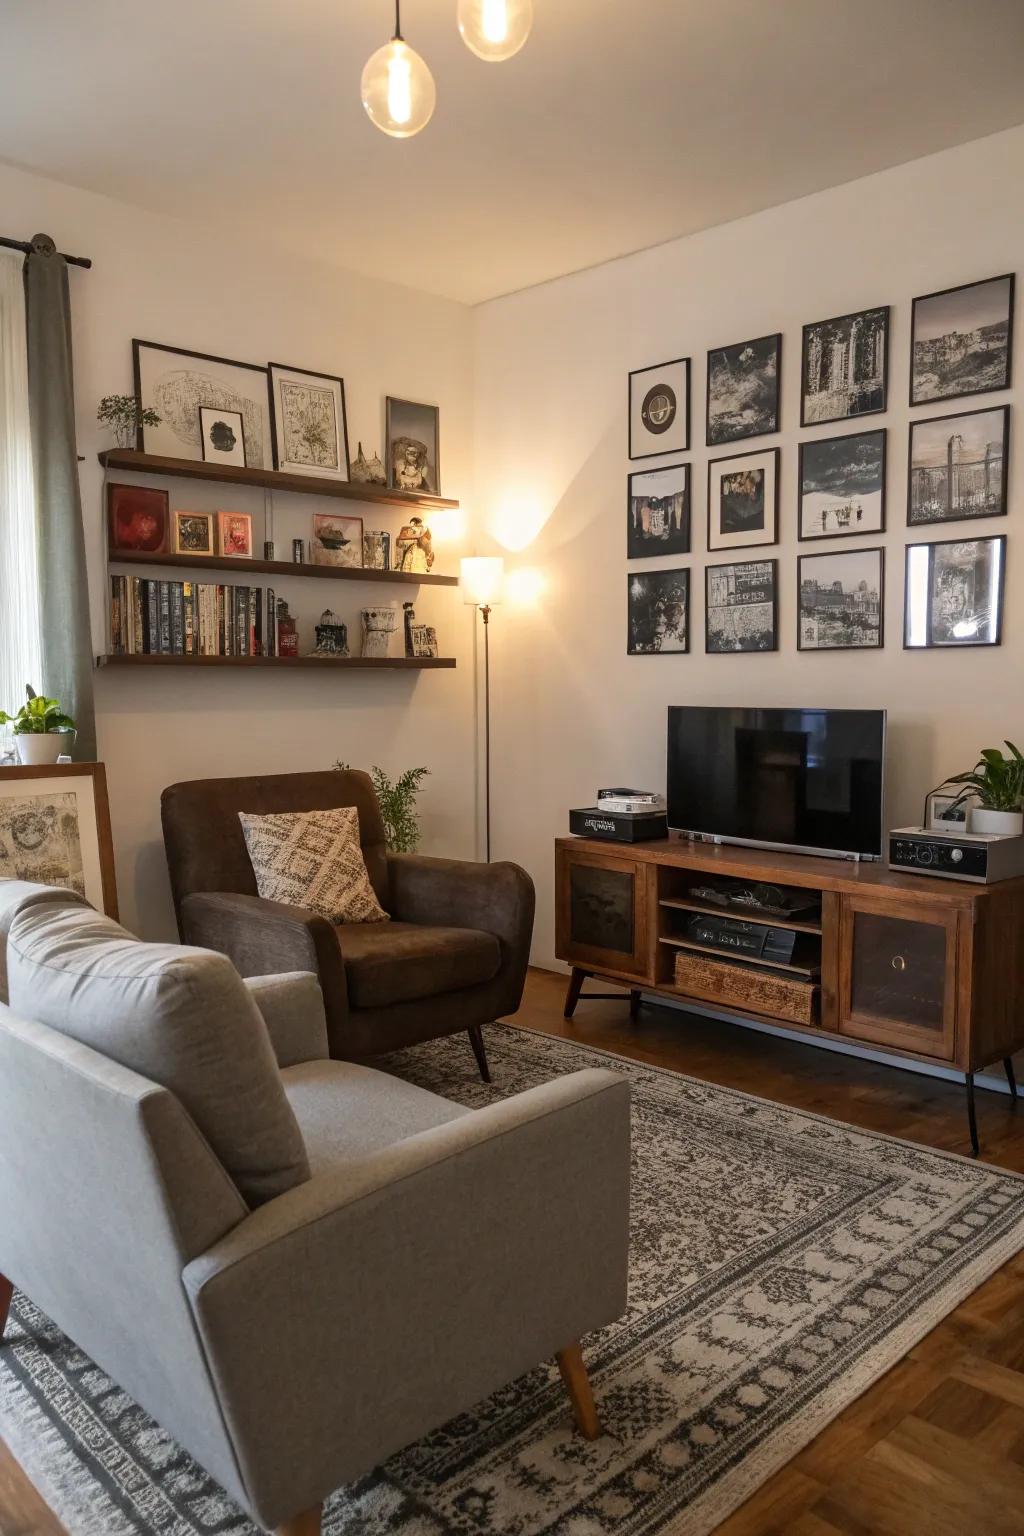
[[0, 763, 118, 917]]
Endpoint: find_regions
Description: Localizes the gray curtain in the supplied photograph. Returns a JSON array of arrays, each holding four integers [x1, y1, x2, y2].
[[24, 235, 96, 760]]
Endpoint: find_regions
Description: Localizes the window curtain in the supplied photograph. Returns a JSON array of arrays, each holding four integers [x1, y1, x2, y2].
[[24, 237, 96, 760], [0, 248, 41, 719]]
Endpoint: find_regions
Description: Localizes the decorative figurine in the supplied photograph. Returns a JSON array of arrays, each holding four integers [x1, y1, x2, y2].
[[292, 538, 305, 564], [395, 516, 434, 574], [350, 441, 387, 486], [363, 529, 391, 570], [360, 603, 398, 658], [308, 609, 349, 658]]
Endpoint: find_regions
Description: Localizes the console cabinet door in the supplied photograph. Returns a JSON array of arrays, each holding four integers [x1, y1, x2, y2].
[[838, 894, 958, 1060], [555, 846, 648, 977]]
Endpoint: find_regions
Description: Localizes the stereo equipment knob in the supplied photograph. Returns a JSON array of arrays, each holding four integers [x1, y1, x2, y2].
[[892, 955, 907, 971], [950, 847, 964, 864], [917, 846, 934, 865]]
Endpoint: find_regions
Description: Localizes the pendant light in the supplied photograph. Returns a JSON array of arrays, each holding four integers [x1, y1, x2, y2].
[[362, 0, 436, 138], [457, 0, 533, 61]]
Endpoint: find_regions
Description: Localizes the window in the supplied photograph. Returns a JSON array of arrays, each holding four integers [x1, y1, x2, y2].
[[0, 247, 41, 734]]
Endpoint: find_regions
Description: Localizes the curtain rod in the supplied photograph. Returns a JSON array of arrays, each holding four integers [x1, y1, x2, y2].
[[0, 234, 92, 269]]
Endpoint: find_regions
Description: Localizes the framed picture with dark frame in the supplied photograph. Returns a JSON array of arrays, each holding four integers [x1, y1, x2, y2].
[[910, 274, 1015, 407], [628, 357, 690, 459], [627, 568, 690, 654], [800, 305, 889, 427], [798, 428, 886, 541], [269, 362, 351, 482], [386, 396, 441, 495], [132, 340, 272, 468], [707, 446, 779, 552], [907, 404, 1009, 528], [797, 547, 884, 651], [705, 332, 781, 446], [199, 406, 246, 467], [904, 534, 1006, 649], [705, 558, 778, 653], [627, 462, 690, 558]]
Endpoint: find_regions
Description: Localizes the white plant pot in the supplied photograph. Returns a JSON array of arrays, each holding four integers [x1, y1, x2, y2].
[[16, 733, 67, 766], [968, 806, 1024, 838]]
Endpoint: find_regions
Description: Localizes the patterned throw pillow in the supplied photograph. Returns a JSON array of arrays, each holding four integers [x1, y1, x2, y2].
[[238, 806, 389, 925]]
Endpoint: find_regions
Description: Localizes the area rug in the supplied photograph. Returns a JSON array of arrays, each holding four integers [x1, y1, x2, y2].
[[3, 1023, 1024, 1536]]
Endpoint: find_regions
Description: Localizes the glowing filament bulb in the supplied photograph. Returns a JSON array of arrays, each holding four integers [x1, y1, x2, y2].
[[387, 45, 412, 123], [457, 0, 533, 61], [482, 0, 508, 42]]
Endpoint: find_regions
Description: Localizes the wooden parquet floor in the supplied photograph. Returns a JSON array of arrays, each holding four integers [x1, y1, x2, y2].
[[3, 966, 1024, 1535]]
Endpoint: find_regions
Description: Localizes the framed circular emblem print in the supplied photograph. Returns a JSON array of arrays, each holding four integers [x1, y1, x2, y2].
[[629, 357, 690, 458]]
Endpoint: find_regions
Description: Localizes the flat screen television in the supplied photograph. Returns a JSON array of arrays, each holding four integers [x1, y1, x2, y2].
[[667, 706, 886, 861]]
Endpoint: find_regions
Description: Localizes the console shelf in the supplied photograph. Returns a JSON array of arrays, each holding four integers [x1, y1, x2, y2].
[[657, 896, 822, 935], [656, 934, 821, 979]]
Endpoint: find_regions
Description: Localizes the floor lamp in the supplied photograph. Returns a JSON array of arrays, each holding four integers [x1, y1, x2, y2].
[[461, 556, 504, 861]]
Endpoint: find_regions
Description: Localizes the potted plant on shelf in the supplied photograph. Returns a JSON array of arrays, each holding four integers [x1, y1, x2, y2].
[[97, 394, 161, 451], [0, 686, 76, 765], [945, 741, 1024, 837]]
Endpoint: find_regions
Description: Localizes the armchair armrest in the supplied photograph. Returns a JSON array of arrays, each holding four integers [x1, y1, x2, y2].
[[387, 853, 535, 953], [183, 1066, 629, 1527], [243, 972, 329, 1067]]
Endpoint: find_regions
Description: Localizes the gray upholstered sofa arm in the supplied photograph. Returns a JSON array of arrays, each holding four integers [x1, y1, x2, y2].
[[183, 1066, 630, 1527], [243, 972, 329, 1068], [387, 854, 535, 953]]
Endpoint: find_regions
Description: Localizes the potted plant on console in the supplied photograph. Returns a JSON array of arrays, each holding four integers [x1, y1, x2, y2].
[[946, 741, 1024, 837], [0, 686, 76, 765]]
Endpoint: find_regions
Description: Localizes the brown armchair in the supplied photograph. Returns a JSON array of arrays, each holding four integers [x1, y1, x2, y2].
[[161, 770, 535, 1080]]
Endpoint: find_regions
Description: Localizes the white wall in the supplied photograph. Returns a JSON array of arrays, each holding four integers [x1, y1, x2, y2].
[[473, 126, 1024, 969], [0, 161, 479, 938]]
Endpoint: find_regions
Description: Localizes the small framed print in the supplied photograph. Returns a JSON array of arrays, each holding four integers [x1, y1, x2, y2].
[[707, 447, 779, 552], [409, 624, 439, 658], [798, 428, 886, 540], [107, 482, 169, 554], [911, 274, 1014, 406], [269, 362, 350, 482], [927, 790, 971, 832], [200, 406, 246, 467], [627, 462, 690, 558], [386, 397, 440, 494], [705, 559, 778, 653], [798, 547, 884, 651], [172, 511, 215, 556], [907, 405, 1009, 527], [904, 534, 1006, 649], [629, 358, 690, 459], [627, 568, 690, 654], [0, 763, 118, 916], [216, 511, 253, 559], [706, 333, 781, 446], [312, 512, 363, 568], [801, 305, 889, 426]]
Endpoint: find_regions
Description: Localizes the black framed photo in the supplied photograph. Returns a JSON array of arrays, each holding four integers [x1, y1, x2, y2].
[[386, 397, 440, 494], [907, 404, 1009, 527], [800, 306, 889, 426], [132, 340, 271, 467], [628, 358, 690, 459], [269, 363, 350, 482], [797, 547, 884, 651], [627, 568, 690, 654], [199, 406, 246, 467], [798, 428, 886, 540], [627, 463, 690, 558], [910, 274, 1014, 406], [706, 333, 781, 445], [705, 559, 778, 653], [707, 447, 779, 552], [904, 535, 1006, 649]]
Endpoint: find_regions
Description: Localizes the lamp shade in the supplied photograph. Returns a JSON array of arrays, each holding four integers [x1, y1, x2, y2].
[[461, 556, 504, 606]]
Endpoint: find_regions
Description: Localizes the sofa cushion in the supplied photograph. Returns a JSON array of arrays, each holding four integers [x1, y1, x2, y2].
[[337, 920, 501, 1009], [6, 902, 310, 1208], [281, 1058, 469, 1171], [239, 806, 389, 925], [0, 879, 89, 1005]]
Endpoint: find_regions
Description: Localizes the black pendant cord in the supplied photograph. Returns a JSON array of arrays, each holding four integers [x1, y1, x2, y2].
[[0, 234, 91, 269], [482, 605, 492, 862], [394, 0, 403, 39]]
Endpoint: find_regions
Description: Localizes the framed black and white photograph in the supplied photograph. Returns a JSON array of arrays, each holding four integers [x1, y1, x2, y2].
[[627, 568, 690, 654], [800, 306, 889, 426], [904, 535, 1006, 649], [910, 274, 1014, 406], [798, 428, 886, 540], [628, 357, 690, 459], [269, 363, 350, 482], [927, 790, 971, 832], [386, 397, 440, 495], [627, 463, 690, 558], [707, 447, 779, 552], [706, 333, 781, 445], [907, 405, 1009, 527], [798, 547, 884, 651], [132, 340, 272, 468], [199, 406, 246, 467], [705, 559, 778, 653]]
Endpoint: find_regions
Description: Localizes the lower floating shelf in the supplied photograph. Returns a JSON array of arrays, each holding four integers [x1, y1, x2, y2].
[[96, 653, 455, 671]]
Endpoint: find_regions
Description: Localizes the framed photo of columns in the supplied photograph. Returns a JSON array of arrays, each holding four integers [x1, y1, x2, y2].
[[800, 306, 889, 427], [906, 405, 1009, 528]]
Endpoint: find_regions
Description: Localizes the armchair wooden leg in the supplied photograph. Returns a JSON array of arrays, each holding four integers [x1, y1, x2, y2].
[[0, 1274, 14, 1342], [467, 1024, 492, 1083], [276, 1504, 321, 1536], [556, 1341, 601, 1440]]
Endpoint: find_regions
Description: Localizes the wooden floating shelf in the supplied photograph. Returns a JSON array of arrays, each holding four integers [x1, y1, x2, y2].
[[657, 934, 820, 979], [98, 449, 459, 511], [106, 547, 458, 587], [96, 653, 455, 671], [658, 896, 822, 935]]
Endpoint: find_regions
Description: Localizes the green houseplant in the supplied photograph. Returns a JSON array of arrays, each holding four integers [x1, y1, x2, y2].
[[335, 763, 430, 852], [945, 741, 1024, 837], [0, 686, 76, 765], [97, 393, 161, 450]]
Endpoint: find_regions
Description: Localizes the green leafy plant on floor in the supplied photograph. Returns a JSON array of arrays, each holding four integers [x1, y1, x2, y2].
[[946, 741, 1024, 813], [335, 763, 430, 852], [0, 685, 75, 735], [97, 393, 161, 450]]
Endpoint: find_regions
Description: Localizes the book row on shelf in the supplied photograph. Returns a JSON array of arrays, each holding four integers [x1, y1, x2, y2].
[[109, 574, 291, 658]]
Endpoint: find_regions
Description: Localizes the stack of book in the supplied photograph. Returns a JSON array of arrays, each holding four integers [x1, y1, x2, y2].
[[109, 575, 278, 658], [569, 788, 668, 842]]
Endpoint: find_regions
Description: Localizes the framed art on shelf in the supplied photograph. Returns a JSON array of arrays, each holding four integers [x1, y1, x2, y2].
[[132, 340, 272, 468], [707, 447, 779, 552], [0, 763, 118, 917], [628, 358, 690, 458], [199, 406, 246, 467], [907, 405, 1009, 527], [627, 568, 690, 654], [312, 513, 363, 568], [910, 274, 1014, 406], [904, 535, 1006, 649], [798, 428, 886, 540], [627, 462, 690, 558], [216, 511, 253, 559], [107, 483, 169, 554], [386, 397, 440, 494], [800, 306, 889, 426], [797, 547, 884, 651], [269, 362, 350, 482], [705, 559, 778, 653], [172, 511, 215, 556], [705, 333, 781, 445]]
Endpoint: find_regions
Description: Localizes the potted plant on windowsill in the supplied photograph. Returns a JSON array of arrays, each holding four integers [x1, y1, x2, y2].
[[0, 686, 76, 765], [945, 741, 1024, 838]]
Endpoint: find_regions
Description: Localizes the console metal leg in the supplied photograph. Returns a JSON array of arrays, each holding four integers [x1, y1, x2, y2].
[[966, 1071, 979, 1157], [629, 989, 641, 1021], [564, 967, 587, 1020], [1005, 1056, 1018, 1104]]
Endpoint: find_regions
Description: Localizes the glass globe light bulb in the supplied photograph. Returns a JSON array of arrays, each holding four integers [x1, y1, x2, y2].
[[457, 0, 533, 61], [361, 36, 436, 137]]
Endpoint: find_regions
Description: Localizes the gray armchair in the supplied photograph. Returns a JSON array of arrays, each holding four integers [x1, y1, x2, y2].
[[0, 883, 631, 1536], [161, 770, 535, 1080]]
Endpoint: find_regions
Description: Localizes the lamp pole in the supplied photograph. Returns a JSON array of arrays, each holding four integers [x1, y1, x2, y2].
[[461, 556, 504, 865], [481, 602, 492, 862]]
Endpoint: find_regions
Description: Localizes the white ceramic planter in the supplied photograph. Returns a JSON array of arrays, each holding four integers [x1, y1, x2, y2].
[[968, 806, 1024, 838], [16, 733, 67, 766]]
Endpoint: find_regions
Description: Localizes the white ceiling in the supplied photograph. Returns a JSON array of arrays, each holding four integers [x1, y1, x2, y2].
[[1, 0, 1023, 305]]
